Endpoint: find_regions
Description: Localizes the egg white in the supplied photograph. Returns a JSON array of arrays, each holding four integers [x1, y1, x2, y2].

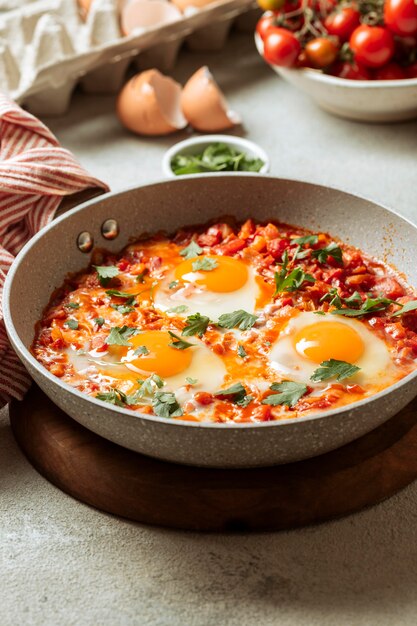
[[153, 264, 259, 321], [268, 311, 396, 387]]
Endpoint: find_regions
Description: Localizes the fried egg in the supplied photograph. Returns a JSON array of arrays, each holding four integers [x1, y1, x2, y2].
[[67, 329, 226, 398], [154, 255, 259, 320], [269, 311, 395, 387]]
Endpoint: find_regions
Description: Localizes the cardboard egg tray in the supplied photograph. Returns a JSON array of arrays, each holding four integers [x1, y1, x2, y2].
[[0, 0, 260, 116]]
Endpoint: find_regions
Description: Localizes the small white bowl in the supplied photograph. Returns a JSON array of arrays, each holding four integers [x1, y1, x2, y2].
[[255, 32, 417, 123], [162, 134, 270, 178]]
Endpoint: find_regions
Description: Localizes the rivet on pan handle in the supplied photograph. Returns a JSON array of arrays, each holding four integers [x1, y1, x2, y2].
[[101, 219, 119, 240], [77, 231, 94, 253]]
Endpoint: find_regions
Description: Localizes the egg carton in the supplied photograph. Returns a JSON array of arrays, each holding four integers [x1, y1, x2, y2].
[[0, 0, 260, 116]]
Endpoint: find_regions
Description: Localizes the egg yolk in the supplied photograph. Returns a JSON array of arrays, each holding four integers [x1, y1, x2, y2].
[[174, 255, 248, 293], [122, 331, 193, 378], [294, 322, 364, 364]]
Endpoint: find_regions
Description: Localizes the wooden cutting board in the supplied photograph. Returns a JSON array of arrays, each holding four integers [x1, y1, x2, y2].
[[10, 385, 417, 532]]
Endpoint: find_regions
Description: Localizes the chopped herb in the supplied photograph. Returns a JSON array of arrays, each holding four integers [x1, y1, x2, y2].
[[237, 345, 247, 358], [180, 240, 203, 260], [166, 304, 189, 314], [169, 280, 179, 290], [312, 242, 343, 266], [293, 246, 310, 260], [293, 234, 319, 245], [332, 296, 396, 318], [192, 257, 218, 272], [171, 143, 265, 176], [262, 381, 308, 407], [310, 359, 360, 383], [320, 287, 342, 309], [274, 267, 315, 295], [111, 304, 135, 315], [215, 382, 251, 406], [94, 265, 119, 287], [152, 391, 183, 418], [66, 302, 80, 309], [96, 388, 127, 407], [392, 300, 417, 317], [168, 331, 194, 350], [65, 319, 78, 330], [182, 313, 210, 337], [218, 309, 258, 331], [137, 374, 164, 397], [133, 346, 149, 356], [94, 317, 105, 327], [186, 377, 198, 385], [105, 289, 135, 301], [344, 291, 363, 305], [314, 311, 326, 315], [107, 325, 138, 346]]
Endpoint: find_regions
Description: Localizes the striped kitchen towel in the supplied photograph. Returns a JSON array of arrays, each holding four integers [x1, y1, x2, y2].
[[0, 94, 109, 407]]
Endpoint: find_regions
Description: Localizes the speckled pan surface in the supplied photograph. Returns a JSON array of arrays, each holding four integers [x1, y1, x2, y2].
[[4, 175, 417, 468]]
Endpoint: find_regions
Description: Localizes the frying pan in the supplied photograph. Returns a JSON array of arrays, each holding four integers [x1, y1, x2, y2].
[[4, 175, 417, 468]]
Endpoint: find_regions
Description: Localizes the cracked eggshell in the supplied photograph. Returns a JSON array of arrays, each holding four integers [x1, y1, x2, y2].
[[121, 0, 182, 35], [181, 66, 241, 132], [116, 69, 187, 136]]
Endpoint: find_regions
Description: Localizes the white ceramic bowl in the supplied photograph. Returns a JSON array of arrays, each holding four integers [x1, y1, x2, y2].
[[255, 33, 417, 123], [162, 134, 270, 178]]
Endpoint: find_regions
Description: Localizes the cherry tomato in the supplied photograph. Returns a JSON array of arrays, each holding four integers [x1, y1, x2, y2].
[[256, 14, 277, 40], [406, 61, 417, 77], [349, 25, 395, 68], [263, 27, 302, 66], [257, 0, 285, 11], [331, 60, 371, 80], [324, 7, 361, 41], [384, 0, 417, 37], [373, 62, 408, 79], [304, 37, 339, 68]]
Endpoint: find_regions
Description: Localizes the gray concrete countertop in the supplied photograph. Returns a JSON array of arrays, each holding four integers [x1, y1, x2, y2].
[[2, 31, 417, 626]]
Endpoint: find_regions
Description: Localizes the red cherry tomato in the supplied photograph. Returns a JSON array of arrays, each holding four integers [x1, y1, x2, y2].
[[304, 37, 339, 68], [263, 27, 302, 67], [331, 60, 371, 80], [324, 7, 361, 41], [256, 14, 277, 41], [373, 62, 408, 79], [384, 0, 417, 37], [349, 25, 395, 68], [406, 61, 417, 77]]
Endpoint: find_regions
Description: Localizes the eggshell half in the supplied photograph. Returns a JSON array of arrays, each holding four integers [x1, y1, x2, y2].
[[181, 66, 241, 132], [171, 0, 217, 11], [116, 69, 187, 136], [121, 0, 182, 36]]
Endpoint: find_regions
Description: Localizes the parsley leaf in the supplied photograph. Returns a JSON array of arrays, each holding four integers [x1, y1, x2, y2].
[[136, 270, 148, 284], [152, 391, 183, 418], [392, 300, 417, 317], [96, 388, 127, 407], [168, 331, 194, 350], [65, 319, 78, 330], [218, 309, 258, 331], [171, 143, 264, 176], [293, 234, 318, 245], [66, 302, 80, 309], [166, 305, 189, 314], [312, 243, 343, 266], [186, 377, 198, 385], [111, 304, 135, 315], [107, 326, 138, 346], [344, 291, 362, 305], [169, 280, 179, 290], [310, 359, 360, 382], [320, 287, 342, 309], [332, 296, 396, 318], [182, 313, 210, 337], [237, 345, 247, 358], [94, 317, 105, 327], [192, 257, 218, 272], [94, 265, 119, 287], [138, 374, 164, 396], [262, 381, 308, 407], [133, 345, 149, 356], [215, 382, 251, 406], [180, 240, 203, 260], [274, 267, 315, 295], [105, 289, 135, 300]]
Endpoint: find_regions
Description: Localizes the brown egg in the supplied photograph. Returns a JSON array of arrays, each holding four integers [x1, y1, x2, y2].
[[121, 0, 182, 36], [171, 0, 216, 11], [181, 66, 241, 132], [116, 69, 187, 136]]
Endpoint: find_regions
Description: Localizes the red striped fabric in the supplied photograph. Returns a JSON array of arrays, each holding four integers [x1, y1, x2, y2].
[[0, 94, 109, 407]]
